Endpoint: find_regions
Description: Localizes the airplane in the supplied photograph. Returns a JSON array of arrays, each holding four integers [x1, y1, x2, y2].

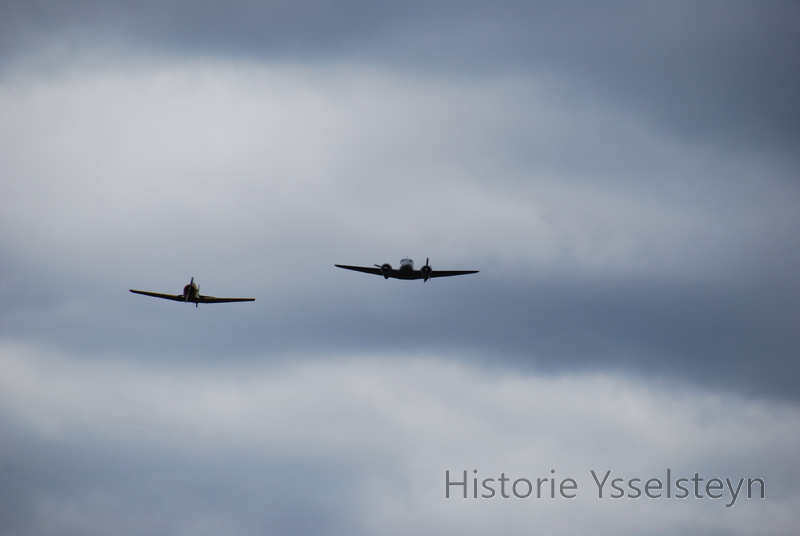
[[335, 258, 478, 282], [129, 278, 255, 307]]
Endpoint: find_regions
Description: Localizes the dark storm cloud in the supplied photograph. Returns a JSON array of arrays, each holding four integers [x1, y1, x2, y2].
[[3, 1, 798, 160]]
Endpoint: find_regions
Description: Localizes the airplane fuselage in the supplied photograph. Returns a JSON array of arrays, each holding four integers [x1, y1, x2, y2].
[[182, 282, 200, 301], [392, 258, 417, 279]]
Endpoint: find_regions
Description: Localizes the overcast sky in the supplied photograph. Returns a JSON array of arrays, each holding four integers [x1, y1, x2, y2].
[[1, 2, 799, 535]]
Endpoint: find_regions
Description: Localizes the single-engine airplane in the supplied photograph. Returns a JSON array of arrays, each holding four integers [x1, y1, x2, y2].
[[335, 258, 478, 282], [129, 278, 255, 307]]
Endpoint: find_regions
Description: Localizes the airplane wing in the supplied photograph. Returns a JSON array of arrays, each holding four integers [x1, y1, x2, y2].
[[334, 265, 385, 276], [129, 289, 186, 301], [429, 270, 479, 278], [196, 295, 255, 303]]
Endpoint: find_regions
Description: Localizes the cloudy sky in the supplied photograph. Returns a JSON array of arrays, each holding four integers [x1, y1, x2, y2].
[[1, 2, 799, 534]]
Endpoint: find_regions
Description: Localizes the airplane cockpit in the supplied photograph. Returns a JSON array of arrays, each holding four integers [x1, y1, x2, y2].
[[400, 258, 414, 269]]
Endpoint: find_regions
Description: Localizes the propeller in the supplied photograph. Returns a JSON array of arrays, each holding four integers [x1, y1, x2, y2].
[[421, 258, 432, 282], [184, 277, 195, 304], [190, 277, 198, 307], [377, 263, 393, 279]]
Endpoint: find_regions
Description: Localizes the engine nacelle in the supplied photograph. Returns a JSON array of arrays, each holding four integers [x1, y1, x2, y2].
[[420, 264, 432, 281], [380, 263, 392, 279], [183, 280, 198, 299]]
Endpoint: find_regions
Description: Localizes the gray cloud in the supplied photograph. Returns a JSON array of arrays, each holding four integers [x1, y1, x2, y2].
[[1, 60, 797, 398], [3, 1, 798, 161], [1, 350, 797, 535], [1, 3, 799, 534]]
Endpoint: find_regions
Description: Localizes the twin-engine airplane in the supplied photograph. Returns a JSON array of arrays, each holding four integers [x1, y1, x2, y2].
[[335, 258, 478, 282], [129, 278, 255, 307]]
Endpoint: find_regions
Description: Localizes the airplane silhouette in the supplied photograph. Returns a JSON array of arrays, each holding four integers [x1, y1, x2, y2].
[[335, 258, 478, 282], [129, 278, 255, 307]]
